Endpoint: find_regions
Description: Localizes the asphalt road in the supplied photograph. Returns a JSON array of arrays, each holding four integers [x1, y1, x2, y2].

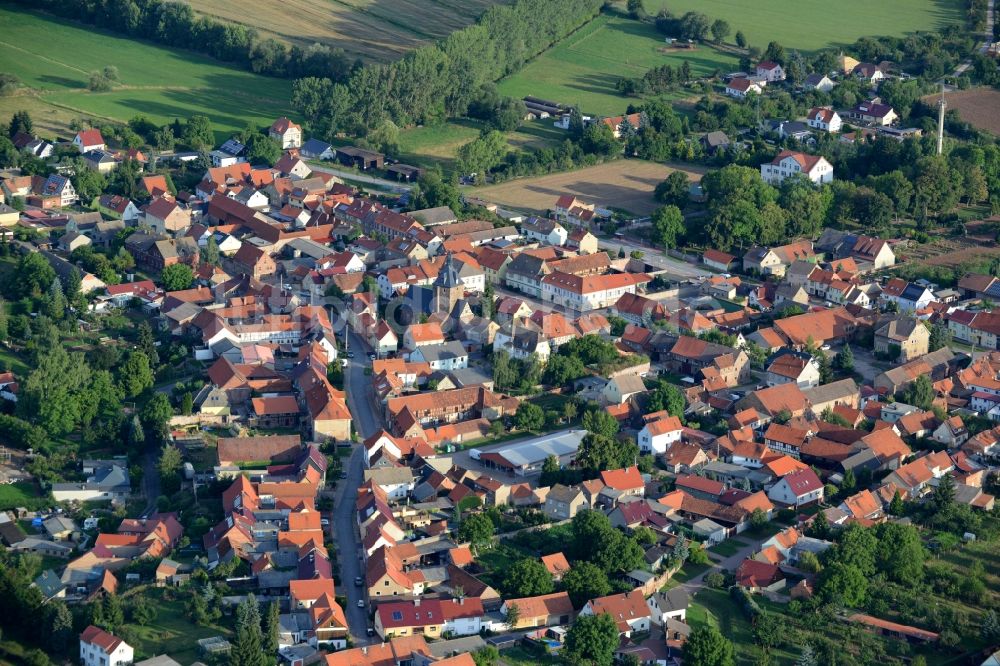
[[332, 329, 385, 644], [308, 163, 412, 194]]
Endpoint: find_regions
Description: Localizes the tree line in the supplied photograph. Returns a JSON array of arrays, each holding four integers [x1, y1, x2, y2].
[[292, 0, 605, 134], [13, 0, 354, 80]]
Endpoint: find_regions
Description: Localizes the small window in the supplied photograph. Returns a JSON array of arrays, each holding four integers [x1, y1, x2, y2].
[[392, 611, 403, 621]]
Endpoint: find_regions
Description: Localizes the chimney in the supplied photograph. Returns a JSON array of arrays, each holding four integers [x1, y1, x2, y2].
[[414, 597, 421, 607]]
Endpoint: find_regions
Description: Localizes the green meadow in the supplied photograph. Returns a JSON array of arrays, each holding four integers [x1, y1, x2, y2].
[[498, 13, 737, 116], [643, 0, 964, 52], [0, 7, 294, 140]]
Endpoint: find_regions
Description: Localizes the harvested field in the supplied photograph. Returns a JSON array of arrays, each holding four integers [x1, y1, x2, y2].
[[472, 160, 706, 216], [185, 0, 507, 62], [898, 235, 1000, 268], [936, 88, 1000, 135]]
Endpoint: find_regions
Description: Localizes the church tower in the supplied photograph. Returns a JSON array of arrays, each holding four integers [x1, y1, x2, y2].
[[434, 253, 462, 315]]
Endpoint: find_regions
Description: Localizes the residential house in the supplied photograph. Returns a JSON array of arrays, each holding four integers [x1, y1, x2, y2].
[[541, 271, 651, 313], [847, 100, 897, 126], [756, 61, 785, 81], [765, 351, 820, 388], [501, 592, 574, 629], [580, 591, 652, 637], [80, 626, 132, 666], [802, 73, 836, 92], [742, 240, 815, 277], [760, 151, 834, 186], [875, 317, 929, 362], [374, 598, 485, 640], [408, 341, 469, 371], [521, 217, 567, 246], [74, 129, 106, 154], [543, 484, 587, 520], [601, 374, 647, 406], [725, 78, 763, 98], [269, 117, 302, 149], [637, 416, 683, 455], [806, 107, 842, 132], [767, 468, 823, 507], [879, 278, 934, 313], [144, 198, 190, 234]]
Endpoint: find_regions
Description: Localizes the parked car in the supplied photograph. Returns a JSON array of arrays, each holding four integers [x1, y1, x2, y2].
[[354, 576, 363, 586], [357, 599, 365, 608]]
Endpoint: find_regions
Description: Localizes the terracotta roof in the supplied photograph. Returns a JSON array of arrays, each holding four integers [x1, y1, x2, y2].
[[80, 626, 124, 654], [778, 468, 823, 496], [600, 466, 644, 491], [505, 591, 573, 620], [675, 474, 724, 496], [540, 552, 571, 577]]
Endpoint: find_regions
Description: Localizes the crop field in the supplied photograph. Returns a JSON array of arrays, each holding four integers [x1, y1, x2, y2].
[[186, 0, 508, 62], [498, 14, 737, 116], [643, 0, 964, 51], [0, 7, 293, 141], [473, 159, 706, 215], [936, 88, 1000, 135]]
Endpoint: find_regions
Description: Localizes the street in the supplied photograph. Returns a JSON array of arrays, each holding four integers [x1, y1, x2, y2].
[[330, 328, 385, 644], [598, 238, 710, 281], [308, 163, 412, 194]]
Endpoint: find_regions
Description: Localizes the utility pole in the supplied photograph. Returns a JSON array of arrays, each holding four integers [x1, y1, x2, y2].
[[937, 82, 947, 156]]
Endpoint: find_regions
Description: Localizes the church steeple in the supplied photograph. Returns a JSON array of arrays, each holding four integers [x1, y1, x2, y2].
[[434, 253, 462, 314]]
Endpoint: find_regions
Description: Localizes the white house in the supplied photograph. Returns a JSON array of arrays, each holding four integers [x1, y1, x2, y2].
[[363, 467, 415, 502], [521, 217, 568, 247], [767, 468, 824, 507], [638, 416, 683, 454], [80, 626, 133, 666], [540, 271, 650, 314], [806, 107, 842, 133], [646, 587, 689, 625], [802, 73, 836, 92], [73, 129, 106, 154], [408, 341, 469, 371], [269, 117, 302, 149], [756, 61, 785, 82], [760, 150, 834, 186], [725, 78, 763, 99]]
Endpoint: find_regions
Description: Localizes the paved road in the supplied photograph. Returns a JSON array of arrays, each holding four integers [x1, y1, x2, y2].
[[598, 238, 710, 280], [676, 532, 775, 597], [953, 0, 995, 76], [309, 163, 412, 194], [332, 329, 385, 644]]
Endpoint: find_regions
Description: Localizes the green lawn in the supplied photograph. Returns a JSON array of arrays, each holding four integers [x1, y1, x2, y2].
[[687, 588, 759, 665], [707, 538, 748, 557], [498, 13, 737, 116], [0, 481, 50, 511], [122, 588, 232, 664], [642, 0, 964, 52], [500, 645, 561, 666], [0, 7, 293, 141]]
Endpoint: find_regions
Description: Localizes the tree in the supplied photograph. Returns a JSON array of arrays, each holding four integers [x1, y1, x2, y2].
[[797, 551, 821, 574], [8, 110, 32, 137], [472, 646, 500, 666], [833, 344, 854, 372], [841, 468, 856, 493], [626, 0, 645, 18], [931, 473, 955, 513], [873, 522, 925, 584], [262, 600, 280, 658], [753, 611, 781, 651], [0, 73, 19, 96], [889, 490, 905, 516], [576, 433, 637, 476], [795, 645, 817, 666], [564, 612, 620, 666], [130, 595, 157, 626], [652, 205, 685, 249], [141, 393, 174, 443], [806, 508, 829, 539], [901, 374, 934, 410], [457, 130, 508, 178], [735, 31, 747, 48], [928, 322, 950, 352], [503, 603, 521, 631], [516, 402, 544, 432], [231, 594, 265, 666], [982, 609, 1000, 640], [103, 594, 125, 631], [158, 444, 183, 484], [672, 536, 690, 563], [647, 380, 686, 417], [48, 601, 74, 654], [817, 561, 868, 607], [503, 558, 554, 597], [183, 115, 214, 150], [457, 513, 494, 552], [684, 625, 735, 666], [654, 172, 690, 208], [593, 529, 644, 574], [562, 562, 611, 608], [749, 508, 768, 529], [710, 19, 730, 42], [161, 263, 194, 291], [15, 251, 56, 298], [582, 409, 620, 439], [118, 350, 154, 398]]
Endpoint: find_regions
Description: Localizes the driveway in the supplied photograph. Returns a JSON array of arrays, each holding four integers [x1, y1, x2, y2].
[[333, 329, 386, 644], [308, 163, 412, 194]]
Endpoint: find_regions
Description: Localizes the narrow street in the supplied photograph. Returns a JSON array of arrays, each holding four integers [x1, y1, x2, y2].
[[331, 329, 385, 644]]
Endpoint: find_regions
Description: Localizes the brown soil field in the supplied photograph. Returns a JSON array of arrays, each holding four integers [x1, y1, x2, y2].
[[921, 245, 1000, 267], [473, 160, 706, 216], [185, 0, 506, 62], [935, 88, 1000, 135]]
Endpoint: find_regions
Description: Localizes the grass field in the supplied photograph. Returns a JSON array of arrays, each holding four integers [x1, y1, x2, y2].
[[185, 0, 507, 62], [472, 160, 706, 215], [498, 13, 737, 116], [643, 0, 964, 52], [0, 7, 293, 141], [0, 481, 49, 511], [122, 588, 232, 664]]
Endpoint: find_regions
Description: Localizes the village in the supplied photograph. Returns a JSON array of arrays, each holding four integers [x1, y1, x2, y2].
[[0, 30, 999, 666]]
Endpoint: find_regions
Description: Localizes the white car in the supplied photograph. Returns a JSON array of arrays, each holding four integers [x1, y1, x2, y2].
[[357, 599, 365, 608]]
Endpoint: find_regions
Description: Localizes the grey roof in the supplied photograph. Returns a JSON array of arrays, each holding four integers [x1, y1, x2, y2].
[[135, 656, 183, 666], [447, 367, 493, 388], [300, 138, 333, 156], [876, 316, 921, 341], [427, 635, 488, 659], [363, 467, 415, 486], [13, 537, 72, 554], [802, 378, 858, 406], [43, 515, 77, 534], [435, 253, 462, 289], [703, 131, 730, 147], [546, 483, 584, 504], [490, 430, 585, 468], [506, 252, 548, 278], [93, 464, 129, 489], [411, 206, 456, 226], [414, 341, 468, 364], [653, 586, 689, 613], [33, 569, 65, 598]]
